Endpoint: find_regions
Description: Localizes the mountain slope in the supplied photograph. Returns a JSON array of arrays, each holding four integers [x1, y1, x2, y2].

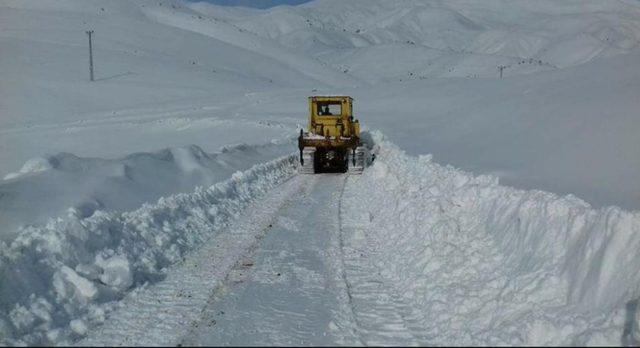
[[189, 0, 640, 82]]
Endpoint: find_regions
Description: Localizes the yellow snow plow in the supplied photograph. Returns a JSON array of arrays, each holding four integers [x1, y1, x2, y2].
[[297, 96, 366, 174]]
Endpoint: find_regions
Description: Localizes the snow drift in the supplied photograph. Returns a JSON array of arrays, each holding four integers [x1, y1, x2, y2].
[[343, 131, 640, 345], [0, 153, 297, 345]]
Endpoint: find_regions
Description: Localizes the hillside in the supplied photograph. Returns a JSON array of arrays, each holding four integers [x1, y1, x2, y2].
[[192, 0, 640, 82]]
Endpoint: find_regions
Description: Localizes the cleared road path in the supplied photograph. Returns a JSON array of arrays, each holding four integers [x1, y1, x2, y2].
[[81, 173, 428, 346]]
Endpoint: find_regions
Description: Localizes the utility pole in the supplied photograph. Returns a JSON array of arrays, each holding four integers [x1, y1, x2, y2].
[[86, 30, 94, 81], [498, 65, 506, 79]]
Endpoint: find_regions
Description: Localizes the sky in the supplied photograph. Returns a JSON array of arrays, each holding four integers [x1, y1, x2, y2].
[[188, 0, 313, 9]]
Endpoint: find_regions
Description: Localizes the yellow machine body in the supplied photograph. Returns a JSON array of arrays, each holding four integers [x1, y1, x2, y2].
[[298, 96, 364, 173]]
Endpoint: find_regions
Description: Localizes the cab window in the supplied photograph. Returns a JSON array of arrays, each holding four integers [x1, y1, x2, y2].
[[317, 102, 342, 116]]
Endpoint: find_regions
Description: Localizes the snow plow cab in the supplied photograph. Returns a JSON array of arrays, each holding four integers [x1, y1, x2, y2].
[[298, 96, 366, 174]]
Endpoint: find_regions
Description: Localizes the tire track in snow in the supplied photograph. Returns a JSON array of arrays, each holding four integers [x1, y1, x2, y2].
[[338, 175, 431, 346], [181, 174, 364, 346], [335, 177, 367, 346], [175, 177, 314, 346], [173, 173, 434, 346]]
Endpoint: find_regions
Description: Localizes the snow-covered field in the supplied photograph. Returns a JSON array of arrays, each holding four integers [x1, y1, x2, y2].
[[2, 0, 640, 345]]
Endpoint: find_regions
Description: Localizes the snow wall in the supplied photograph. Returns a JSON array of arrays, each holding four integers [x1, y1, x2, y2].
[[348, 131, 640, 345]]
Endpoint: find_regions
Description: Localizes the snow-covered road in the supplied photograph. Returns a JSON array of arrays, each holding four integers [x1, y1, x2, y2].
[[80, 172, 436, 346], [183, 174, 358, 346]]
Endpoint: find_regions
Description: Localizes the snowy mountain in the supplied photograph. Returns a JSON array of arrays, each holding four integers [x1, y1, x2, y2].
[[1, 0, 640, 345], [193, 0, 640, 82]]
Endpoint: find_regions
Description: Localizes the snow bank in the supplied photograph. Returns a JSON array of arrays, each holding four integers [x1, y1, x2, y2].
[[0, 154, 297, 345], [345, 131, 640, 345]]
